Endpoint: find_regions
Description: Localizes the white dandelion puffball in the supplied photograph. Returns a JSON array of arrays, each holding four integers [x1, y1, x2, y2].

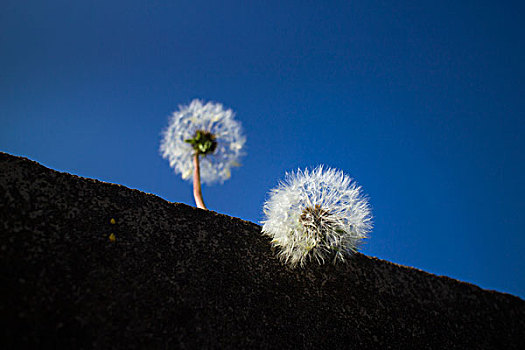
[[262, 166, 373, 268], [160, 99, 246, 185]]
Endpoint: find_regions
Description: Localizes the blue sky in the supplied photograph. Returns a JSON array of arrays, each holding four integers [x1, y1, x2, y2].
[[1, 0, 524, 298]]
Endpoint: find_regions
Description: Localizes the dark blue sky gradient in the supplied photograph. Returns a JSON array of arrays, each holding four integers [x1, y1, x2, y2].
[[1, 0, 524, 297]]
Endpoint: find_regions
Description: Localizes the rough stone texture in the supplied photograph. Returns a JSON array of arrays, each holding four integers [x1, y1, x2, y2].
[[0, 152, 524, 349]]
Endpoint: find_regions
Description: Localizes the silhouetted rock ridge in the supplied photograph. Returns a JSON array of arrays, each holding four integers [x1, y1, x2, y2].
[[1, 152, 524, 349]]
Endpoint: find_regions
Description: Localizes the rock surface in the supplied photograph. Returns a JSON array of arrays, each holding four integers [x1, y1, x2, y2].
[[1, 152, 524, 349]]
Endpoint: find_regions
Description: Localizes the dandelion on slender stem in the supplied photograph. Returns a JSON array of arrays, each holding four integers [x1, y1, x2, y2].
[[160, 99, 245, 209]]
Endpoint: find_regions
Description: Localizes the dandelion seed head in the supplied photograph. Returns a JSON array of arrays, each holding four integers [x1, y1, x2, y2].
[[261, 166, 373, 268], [160, 99, 246, 185]]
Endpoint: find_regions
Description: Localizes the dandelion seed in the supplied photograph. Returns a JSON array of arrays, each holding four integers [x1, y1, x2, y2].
[[160, 99, 246, 209], [261, 166, 373, 268]]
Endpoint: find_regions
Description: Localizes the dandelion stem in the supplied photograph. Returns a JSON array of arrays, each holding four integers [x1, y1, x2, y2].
[[193, 153, 207, 209]]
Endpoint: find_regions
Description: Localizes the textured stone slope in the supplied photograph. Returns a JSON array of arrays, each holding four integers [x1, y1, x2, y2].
[[1, 152, 524, 349]]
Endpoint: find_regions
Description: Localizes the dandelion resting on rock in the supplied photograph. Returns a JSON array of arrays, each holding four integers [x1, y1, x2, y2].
[[160, 99, 246, 209], [261, 166, 372, 267]]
